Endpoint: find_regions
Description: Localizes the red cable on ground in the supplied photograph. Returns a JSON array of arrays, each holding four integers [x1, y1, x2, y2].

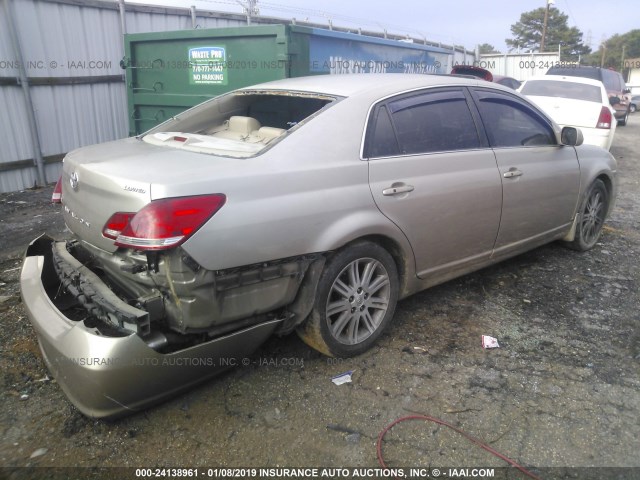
[[376, 414, 542, 480]]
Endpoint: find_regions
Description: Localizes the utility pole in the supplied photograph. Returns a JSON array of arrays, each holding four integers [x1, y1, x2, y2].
[[599, 34, 607, 67], [540, 0, 555, 52], [236, 0, 258, 25]]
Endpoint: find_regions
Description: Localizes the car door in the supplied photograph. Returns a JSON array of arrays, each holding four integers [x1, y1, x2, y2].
[[365, 87, 503, 279], [471, 88, 581, 256]]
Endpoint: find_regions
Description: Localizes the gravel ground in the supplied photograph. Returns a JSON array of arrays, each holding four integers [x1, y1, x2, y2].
[[1, 118, 639, 480]]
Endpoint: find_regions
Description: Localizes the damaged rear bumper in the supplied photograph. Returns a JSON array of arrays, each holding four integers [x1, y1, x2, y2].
[[20, 235, 282, 418]]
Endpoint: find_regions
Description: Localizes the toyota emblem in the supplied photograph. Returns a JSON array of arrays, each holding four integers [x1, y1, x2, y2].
[[69, 172, 79, 191]]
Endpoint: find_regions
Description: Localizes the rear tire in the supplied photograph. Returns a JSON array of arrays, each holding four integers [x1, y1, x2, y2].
[[297, 241, 399, 357], [567, 179, 609, 252], [630, 104, 637, 113], [618, 109, 629, 126]]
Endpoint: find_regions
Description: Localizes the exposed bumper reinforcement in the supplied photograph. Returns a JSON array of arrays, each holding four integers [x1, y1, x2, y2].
[[20, 235, 282, 418], [51, 240, 151, 334]]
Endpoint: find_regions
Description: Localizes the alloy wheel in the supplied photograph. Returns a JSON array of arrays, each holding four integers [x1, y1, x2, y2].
[[325, 258, 391, 345]]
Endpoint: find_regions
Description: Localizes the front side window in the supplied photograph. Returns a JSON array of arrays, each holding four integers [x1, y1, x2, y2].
[[474, 90, 556, 148]]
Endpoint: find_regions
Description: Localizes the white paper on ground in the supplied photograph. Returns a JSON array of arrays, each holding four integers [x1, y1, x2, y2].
[[331, 371, 353, 385], [482, 335, 500, 349]]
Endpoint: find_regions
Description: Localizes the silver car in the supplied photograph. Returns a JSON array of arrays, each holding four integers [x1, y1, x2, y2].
[[21, 74, 617, 418]]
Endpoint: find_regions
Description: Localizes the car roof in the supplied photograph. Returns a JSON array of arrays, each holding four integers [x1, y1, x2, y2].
[[493, 75, 518, 81], [523, 75, 605, 88], [239, 73, 495, 98], [547, 65, 603, 77], [546, 65, 626, 83]]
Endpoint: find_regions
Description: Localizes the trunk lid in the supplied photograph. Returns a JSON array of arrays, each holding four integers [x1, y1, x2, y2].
[[60, 137, 242, 252]]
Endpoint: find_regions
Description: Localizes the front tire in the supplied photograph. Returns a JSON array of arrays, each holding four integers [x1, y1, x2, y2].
[[568, 179, 609, 251], [297, 241, 399, 357]]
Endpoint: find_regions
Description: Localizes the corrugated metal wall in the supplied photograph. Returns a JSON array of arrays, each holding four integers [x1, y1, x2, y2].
[[451, 48, 476, 71], [479, 53, 561, 82], [0, 0, 251, 193], [0, 0, 474, 193], [2, 1, 120, 191]]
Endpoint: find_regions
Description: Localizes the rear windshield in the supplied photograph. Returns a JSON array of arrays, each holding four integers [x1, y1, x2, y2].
[[142, 91, 336, 158], [521, 80, 602, 103]]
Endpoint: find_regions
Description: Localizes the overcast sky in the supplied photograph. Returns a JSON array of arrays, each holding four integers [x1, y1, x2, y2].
[[130, 0, 639, 53]]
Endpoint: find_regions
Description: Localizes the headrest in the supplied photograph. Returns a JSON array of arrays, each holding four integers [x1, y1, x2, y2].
[[228, 116, 261, 134], [257, 127, 286, 141]]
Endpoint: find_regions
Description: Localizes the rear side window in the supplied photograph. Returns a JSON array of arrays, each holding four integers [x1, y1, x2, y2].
[[386, 90, 480, 155], [521, 80, 603, 103], [474, 90, 556, 148], [365, 89, 481, 158], [367, 106, 400, 158]]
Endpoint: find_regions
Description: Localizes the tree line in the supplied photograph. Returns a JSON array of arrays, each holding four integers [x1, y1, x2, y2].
[[477, 7, 639, 74]]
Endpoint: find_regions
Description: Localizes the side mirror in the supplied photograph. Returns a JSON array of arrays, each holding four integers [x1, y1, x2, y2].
[[609, 96, 621, 106], [561, 126, 584, 146]]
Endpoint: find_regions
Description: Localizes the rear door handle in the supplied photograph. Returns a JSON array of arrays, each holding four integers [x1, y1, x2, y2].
[[382, 184, 415, 196], [503, 169, 523, 178]]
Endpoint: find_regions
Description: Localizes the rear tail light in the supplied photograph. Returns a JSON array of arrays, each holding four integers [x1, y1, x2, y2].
[[52, 176, 63, 203], [102, 212, 135, 239], [596, 106, 612, 129], [102, 194, 226, 251]]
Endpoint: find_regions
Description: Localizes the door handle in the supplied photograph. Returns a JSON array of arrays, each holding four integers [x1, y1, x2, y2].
[[382, 184, 415, 196], [503, 168, 523, 178]]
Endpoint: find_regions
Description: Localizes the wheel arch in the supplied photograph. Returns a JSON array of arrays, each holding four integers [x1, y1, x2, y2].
[[563, 173, 615, 244], [308, 209, 417, 298], [281, 232, 414, 335], [572, 146, 618, 231], [296, 235, 403, 357], [595, 172, 615, 217], [337, 234, 413, 299]]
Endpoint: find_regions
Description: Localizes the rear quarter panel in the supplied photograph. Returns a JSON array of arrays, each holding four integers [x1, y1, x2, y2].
[[176, 96, 414, 272]]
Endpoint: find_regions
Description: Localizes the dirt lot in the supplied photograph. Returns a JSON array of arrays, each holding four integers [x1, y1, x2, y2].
[[1, 119, 639, 480]]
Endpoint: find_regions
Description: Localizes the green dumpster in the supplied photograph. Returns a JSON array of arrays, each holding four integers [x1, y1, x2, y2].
[[123, 25, 451, 135]]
